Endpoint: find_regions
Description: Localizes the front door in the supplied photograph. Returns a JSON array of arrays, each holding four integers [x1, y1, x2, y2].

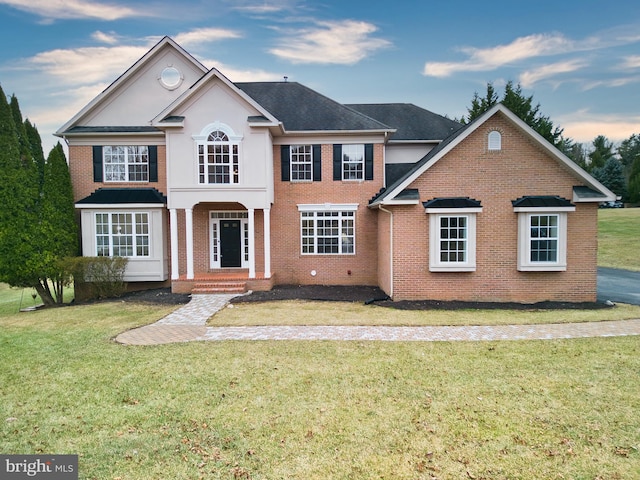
[[220, 220, 242, 267]]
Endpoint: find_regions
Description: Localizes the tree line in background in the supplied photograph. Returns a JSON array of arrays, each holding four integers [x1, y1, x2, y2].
[[461, 81, 640, 203], [0, 85, 77, 305]]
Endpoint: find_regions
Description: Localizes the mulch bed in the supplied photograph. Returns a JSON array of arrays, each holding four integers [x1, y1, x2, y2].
[[117, 285, 610, 310]]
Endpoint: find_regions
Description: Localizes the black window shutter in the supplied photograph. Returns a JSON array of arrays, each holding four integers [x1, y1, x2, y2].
[[333, 144, 342, 181], [281, 146, 290, 181], [92, 146, 103, 182], [312, 144, 321, 181], [364, 143, 374, 180], [148, 145, 158, 182]]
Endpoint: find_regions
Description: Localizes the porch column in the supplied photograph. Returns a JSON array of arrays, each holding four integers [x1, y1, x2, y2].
[[248, 208, 256, 278], [263, 207, 271, 278], [185, 208, 194, 280], [170, 208, 179, 280]]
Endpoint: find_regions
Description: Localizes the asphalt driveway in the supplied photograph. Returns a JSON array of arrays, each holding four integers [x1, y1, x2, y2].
[[598, 267, 640, 305]]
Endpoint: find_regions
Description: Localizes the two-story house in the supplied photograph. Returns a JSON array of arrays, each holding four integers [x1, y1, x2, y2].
[[57, 36, 615, 303]]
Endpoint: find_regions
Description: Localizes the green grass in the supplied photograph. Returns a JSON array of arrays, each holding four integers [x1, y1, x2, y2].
[[599, 208, 640, 271], [213, 299, 640, 327], [1, 305, 639, 479]]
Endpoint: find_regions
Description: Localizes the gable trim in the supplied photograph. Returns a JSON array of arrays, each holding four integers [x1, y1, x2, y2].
[[370, 104, 617, 206]]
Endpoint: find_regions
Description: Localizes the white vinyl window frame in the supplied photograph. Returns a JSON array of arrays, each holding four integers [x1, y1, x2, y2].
[[95, 212, 150, 258], [290, 145, 313, 182], [515, 206, 574, 271], [426, 206, 482, 272], [341, 144, 365, 181], [298, 204, 358, 255], [488, 130, 502, 151], [193, 122, 242, 185], [103, 146, 149, 182]]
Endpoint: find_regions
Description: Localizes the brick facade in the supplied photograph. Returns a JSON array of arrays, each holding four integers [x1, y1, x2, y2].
[[270, 143, 383, 286], [382, 114, 598, 302]]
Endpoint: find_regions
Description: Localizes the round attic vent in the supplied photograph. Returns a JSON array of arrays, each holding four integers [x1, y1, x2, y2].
[[159, 66, 183, 90]]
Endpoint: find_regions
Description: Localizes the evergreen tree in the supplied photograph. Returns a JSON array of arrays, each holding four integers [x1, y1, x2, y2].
[[40, 143, 78, 303], [25, 119, 46, 189], [592, 158, 627, 199], [627, 156, 640, 204], [465, 82, 499, 123], [0, 87, 78, 305], [587, 135, 615, 172], [617, 133, 640, 179], [462, 81, 564, 146], [0, 86, 40, 294]]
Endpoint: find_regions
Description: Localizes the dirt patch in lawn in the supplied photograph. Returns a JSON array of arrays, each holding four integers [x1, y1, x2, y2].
[[117, 285, 610, 310]]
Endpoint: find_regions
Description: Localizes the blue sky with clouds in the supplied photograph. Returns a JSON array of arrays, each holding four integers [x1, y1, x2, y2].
[[0, 0, 639, 154]]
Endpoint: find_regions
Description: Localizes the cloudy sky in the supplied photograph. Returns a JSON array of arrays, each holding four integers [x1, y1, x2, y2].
[[0, 0, 639, 154]]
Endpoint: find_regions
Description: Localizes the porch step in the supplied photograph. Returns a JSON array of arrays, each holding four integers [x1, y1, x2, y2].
[[191, 281, 247, 294]]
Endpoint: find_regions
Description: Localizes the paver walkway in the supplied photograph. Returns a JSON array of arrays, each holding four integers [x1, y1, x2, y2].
[[114, 294, 640, 345]]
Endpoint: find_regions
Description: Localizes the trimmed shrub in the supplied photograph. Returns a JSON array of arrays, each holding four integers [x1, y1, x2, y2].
[[65, 257, 128, 301]]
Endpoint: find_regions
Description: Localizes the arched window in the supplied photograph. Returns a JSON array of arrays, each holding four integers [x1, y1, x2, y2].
[[488, 130, 502, 151], [196, 125, 240, 184]]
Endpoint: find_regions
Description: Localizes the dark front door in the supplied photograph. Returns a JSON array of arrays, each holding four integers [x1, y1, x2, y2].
[[220, 220, 242, 267]]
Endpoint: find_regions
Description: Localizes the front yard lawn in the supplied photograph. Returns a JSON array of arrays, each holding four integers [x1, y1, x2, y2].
[[1, 301, 639, 479], [599, 208, 640, 271]]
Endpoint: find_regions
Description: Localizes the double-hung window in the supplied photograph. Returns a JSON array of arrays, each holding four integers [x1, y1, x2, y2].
[[513, 196, 575, 271], [197, 130, 239, 184], [95, 212, 150, 257], [333, 144, 374, 181], [103, 146, 149, 182], [424, 198, 482, 272], [290, 145, 313, 181], [341, 144, 364, 180], [298, 204, 357, 255]]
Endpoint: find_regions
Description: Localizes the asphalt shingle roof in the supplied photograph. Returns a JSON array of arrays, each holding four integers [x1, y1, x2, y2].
[[347, 103, 463, 141], [511, 195, 574, 208], [76, 188, 167, 205], [236, 82, 392, 132]]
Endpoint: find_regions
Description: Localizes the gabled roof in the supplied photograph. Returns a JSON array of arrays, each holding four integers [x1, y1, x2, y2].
[[150, 68, 281, 128], [56, 36, 208, 136], [369, 104, 617, 206], [236, 82, 393, 133], [347, 103, 462, 141]]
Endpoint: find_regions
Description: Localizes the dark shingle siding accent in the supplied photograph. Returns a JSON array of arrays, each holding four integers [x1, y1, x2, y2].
[[76, 188, 167, 205], [236, 82, 391, 132], [511, 196, 573, 208]]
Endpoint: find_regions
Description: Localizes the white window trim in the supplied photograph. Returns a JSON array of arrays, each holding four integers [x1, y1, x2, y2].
[[297, 204, 358, 256], [94, 211, 151, 258], [515, 207, 574, 271], [290, 144, 313, 182], [103, 146, 149, 183], [488, 130, 502, 151], [341, 144, 365, 181], [209, 211, 249, 269], [193, 122, 242, 185], [426, 207, 481, 272]]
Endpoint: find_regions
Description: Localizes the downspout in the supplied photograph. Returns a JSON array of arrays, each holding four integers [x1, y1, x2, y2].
[[378, 205, 393, 299]]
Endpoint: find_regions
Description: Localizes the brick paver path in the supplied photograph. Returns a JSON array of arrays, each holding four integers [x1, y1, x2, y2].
[[114, 294, 640, 345]]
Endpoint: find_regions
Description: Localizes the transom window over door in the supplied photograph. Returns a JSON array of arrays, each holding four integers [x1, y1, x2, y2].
[[197, 127, 240, 184]]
